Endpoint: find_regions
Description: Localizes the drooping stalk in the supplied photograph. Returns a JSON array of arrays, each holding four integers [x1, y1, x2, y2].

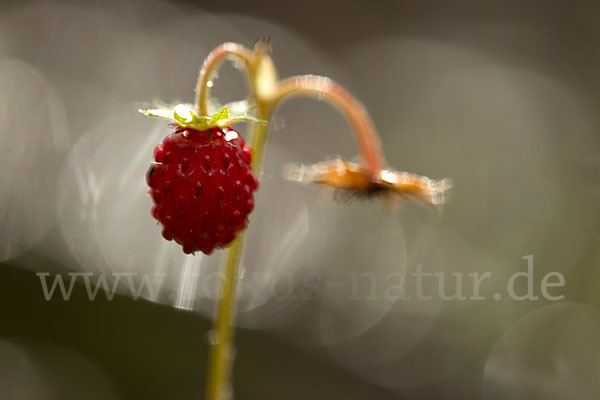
[[197, 42, 386, 400], [274, 76, 385, 176]]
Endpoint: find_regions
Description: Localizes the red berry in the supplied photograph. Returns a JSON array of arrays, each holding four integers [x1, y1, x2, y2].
[[147, 126, 258, 255]]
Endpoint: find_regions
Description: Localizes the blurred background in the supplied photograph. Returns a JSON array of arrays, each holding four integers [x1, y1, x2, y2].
[[1, 0, 599, 398]]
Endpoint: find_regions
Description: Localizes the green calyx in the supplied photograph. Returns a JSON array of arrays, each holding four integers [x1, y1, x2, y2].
[[139, 101, 265, 131]]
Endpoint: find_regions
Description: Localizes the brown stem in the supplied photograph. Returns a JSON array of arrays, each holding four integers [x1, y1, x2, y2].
[[274, 75, 386, 176]]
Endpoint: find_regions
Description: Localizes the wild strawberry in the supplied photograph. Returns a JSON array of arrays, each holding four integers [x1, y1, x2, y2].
[[141, 103, 263, 255], [147, 126, 258, 254]]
